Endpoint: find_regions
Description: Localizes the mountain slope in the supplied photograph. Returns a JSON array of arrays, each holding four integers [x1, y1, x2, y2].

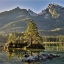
[[0, 4, 64, 36]]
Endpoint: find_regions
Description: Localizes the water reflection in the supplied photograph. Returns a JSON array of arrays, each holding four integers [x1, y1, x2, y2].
[[5, 47, 64, 60], [5, 49, 44, 64], [45, 46, 64, 51], [3, 46, 64, 64], [5, 49, 25, 60], [24, 61, 40, 64]]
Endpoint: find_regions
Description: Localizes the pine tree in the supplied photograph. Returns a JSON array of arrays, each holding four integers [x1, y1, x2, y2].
[[24, 20, 42, 47]]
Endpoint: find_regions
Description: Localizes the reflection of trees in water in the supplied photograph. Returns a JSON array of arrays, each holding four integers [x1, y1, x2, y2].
[[6, 49, 26, 60], [45, 46, 64, 51], [6, 49, 43, 60], [7, 52, 14, 60], [0, 47, 3, 53], [24, 62, 40, 64]]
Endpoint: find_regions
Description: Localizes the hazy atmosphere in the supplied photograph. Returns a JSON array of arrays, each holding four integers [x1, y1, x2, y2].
[[0, 0, 64, 13], [0, 0, 64, 64]]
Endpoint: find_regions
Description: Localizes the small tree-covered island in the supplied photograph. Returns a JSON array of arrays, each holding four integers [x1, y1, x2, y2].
[[4, 20, 45, 50]]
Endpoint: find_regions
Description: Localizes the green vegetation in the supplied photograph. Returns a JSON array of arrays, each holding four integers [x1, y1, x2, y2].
[[42, 36, 64, 42], [2, 20, 64, 50], [24, 20, 43, 48], [5, 20, 44, 49], [42, 36, 64, 47]]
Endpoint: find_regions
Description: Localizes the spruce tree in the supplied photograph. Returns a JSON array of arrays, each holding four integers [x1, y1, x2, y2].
[[24, 20, 42, 47]]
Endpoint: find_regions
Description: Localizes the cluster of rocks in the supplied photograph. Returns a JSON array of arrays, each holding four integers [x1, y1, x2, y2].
[[22, 52, 60, 63]]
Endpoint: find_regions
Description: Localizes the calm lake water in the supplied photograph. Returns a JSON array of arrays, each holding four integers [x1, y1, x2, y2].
[[0, 46, 64, 64]]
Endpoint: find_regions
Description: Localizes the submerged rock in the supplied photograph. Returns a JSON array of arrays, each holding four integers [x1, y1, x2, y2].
[[22, 53, 60, 63]]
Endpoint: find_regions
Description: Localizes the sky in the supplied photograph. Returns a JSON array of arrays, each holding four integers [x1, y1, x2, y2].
[[0, 0, 64, 13]]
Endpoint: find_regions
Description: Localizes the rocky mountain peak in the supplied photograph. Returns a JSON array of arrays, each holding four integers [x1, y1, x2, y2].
[[48, 4, 58, 8], [45, 4, 63, 18], [47, 4, 63, 11], [39, 4, 61, 15], [39, 10, 46, 15], [14, 7, 21, 10], [28, 9, 38, 16]]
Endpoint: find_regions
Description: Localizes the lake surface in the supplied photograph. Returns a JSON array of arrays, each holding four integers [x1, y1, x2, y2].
[[0, 46, 64, 64]]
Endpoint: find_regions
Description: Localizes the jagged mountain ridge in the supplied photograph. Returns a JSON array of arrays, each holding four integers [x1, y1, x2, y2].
[[0, 4, 64, 36]]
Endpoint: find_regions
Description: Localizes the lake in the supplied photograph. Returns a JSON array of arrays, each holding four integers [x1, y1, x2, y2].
[[0, 46, 64, 64]]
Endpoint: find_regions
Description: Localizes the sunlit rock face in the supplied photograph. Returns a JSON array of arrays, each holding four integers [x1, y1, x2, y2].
[[0, 4, 64, 36]]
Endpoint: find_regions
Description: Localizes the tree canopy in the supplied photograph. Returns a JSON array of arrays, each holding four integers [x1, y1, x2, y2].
[[24, 20, 42, 45], [5, 20, 44, 49]]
